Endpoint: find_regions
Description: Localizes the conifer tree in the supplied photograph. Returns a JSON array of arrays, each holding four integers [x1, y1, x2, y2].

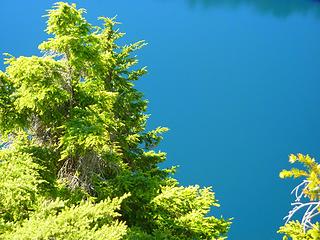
[[0, 2, 231, 239], [278, 154, 320, 239]]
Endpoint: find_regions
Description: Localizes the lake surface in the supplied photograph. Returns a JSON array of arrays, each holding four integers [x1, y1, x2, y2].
[[1, 0, 320, 239]]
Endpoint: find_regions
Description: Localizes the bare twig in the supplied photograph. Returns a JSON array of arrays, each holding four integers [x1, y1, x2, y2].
[[284, 180, 320, 232]]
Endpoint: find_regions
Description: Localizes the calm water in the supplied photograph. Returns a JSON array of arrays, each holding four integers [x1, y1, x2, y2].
[[1, 1, 320, 239]]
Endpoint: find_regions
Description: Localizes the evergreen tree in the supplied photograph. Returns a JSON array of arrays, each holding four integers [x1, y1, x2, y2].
[[0, 2, 231, 239], [278, 154, 320, 239]]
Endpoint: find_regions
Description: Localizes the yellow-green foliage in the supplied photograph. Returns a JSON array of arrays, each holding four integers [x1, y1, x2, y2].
[[278, 221, 320, 240], [278, 154, 320, 239], [151, 184, 230, 239], [0, 139, 43, 222], [280, 154, 320, 201], [0, 2, 231, 239], [2, 195, 128, 240]]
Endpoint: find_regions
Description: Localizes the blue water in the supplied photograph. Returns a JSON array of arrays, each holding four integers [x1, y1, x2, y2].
[[1, 1, 320, 239]]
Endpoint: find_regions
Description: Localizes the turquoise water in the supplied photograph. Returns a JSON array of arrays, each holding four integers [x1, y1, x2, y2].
[[1, 1, 320, 239]]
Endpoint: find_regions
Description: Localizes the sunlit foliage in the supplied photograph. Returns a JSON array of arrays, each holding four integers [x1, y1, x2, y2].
[[279, 154, 320, 239], [0, 2, 230, 239]]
